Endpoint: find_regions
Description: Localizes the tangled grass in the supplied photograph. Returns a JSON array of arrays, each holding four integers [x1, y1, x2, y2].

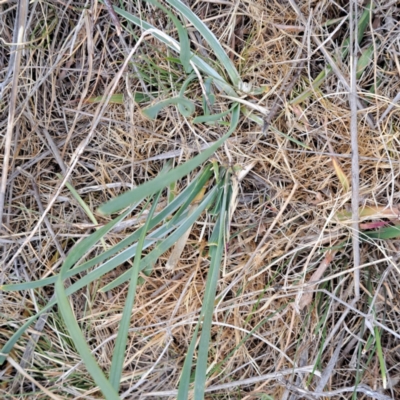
[[1, 0, 400, 399]]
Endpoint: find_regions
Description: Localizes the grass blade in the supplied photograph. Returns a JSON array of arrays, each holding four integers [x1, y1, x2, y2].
[[356, 43, 374, 79], [193, 109, 232, 124], [111, 5, 238, 97], [59, 174, 107, 249], [165, 0, 241, 86], [362, 225, 400, 240], [194, 172, 230, 400], [176, 321, 202, 399], [148, 0, 193, 73], [55, 280, 120, 399], [100, 185, 220, 292], [142, 96, 195, 119], [109, 192, 161, 390]]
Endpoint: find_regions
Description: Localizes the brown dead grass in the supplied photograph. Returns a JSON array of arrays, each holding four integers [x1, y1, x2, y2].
[[1, 0, 400, 399]]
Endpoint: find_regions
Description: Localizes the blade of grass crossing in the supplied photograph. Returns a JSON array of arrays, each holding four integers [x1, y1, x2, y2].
[[164, 0, 241, 86], [55, 281, 120, 399], [145, 0, 192, 73], [374, 322, 387, 388], [362, 225, 400, 240], [109, 192, 161, 390], [59, 175, 107, 250], [55, 205, 135, 272], [100, 185, 221, 292], [142, 96, 195, 119], [194, 172, 230, 400], [177, 321, 202, 399]]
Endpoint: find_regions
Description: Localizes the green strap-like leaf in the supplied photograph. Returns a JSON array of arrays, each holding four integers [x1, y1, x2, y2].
[[194, 172, 230, 400], [362, 225, 400, 240], [142, 96, 195, 119], [193, 108, 232, 124], [109, 192, 161, 390], [55, 281, 120, 399], [165, 0, 241, 87], [100, 185, 220, 292], [356, 43, 374, 79]]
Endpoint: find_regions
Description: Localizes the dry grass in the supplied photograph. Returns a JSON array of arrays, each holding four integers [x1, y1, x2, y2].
[[1, 0, 400, 399]]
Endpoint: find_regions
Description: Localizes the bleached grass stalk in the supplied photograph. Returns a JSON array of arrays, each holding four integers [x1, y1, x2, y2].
[[0, 0, 28, 230], [349, 0, 360, 300]]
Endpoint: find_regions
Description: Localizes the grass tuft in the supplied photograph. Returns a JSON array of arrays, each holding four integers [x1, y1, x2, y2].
[[1, 1, 400, 399]]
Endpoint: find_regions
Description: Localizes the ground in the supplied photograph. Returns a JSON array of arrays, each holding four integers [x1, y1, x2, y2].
[[0, 0, 400, 399]]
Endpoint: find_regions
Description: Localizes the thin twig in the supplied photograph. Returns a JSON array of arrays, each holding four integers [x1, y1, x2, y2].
[[288, 0, 375, 128], [0, 0, 28, 231], [349, 0, 360, 300]]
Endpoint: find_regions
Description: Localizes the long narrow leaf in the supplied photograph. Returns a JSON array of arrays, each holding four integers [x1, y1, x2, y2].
[[165, 0, 241, 86], [100, 185, 220, 292], [176, 321, 202, 399], [142, 96, 195, 119], [109, 192, 161, 390], [193, 109, 232, 124], [362, 225, 400, 240], [55, 282, 120, 399], [111, 5, 239, 97], [194, 172, 230, 400], [146, 0, 192, 73]]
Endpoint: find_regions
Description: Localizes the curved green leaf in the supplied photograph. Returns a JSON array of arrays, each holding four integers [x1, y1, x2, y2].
[[362, 225, 400, 240], [165, 0, 241, 87], [143, 96, 195, 119], [193, 109, 231, 124], [145, 0, 192, 73], [109, 192, 160, 390]]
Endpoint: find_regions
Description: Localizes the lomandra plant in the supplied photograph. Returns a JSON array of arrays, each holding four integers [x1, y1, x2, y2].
[[0, 1, 254, 398]]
